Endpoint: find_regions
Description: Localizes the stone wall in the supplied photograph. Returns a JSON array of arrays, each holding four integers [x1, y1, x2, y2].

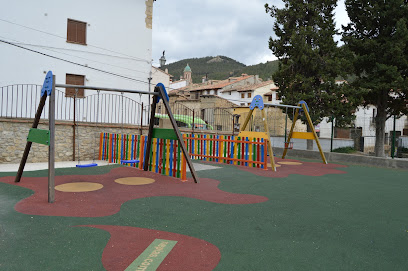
[[0, 118, 147, 164]]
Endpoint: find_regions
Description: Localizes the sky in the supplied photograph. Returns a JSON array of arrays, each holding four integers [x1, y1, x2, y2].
[[152, 0, 350, 66]]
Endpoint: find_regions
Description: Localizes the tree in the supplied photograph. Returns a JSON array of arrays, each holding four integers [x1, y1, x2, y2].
[[265, 0, 360, 149], [343, 0, 408, 157]]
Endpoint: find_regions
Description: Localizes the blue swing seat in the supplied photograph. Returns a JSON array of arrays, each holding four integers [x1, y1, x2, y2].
[[76, 163, 98, 168], [121, 159, 140, 164]]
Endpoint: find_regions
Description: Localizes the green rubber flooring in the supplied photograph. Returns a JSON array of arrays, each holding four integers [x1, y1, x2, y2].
[[0, 162, 407, 270]]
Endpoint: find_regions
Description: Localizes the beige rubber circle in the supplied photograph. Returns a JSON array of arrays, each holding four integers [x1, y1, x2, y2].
[[55, 182, 104, 192], [115, 177, 155, 185], [267, 163, 281, 168], [277, 161, 303, 165]]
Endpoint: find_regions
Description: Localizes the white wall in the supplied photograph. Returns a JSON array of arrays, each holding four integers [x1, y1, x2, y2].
[[151, 67, 170, 90], [170, 80, 187, 90], [318, 106, 407, 143], [0, 0, 153, 105]]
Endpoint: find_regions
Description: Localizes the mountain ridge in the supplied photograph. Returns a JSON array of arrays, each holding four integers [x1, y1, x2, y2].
[[162, 55, 279, 83]]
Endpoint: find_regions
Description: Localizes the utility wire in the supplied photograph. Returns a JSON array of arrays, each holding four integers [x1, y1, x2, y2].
[[0, 39, 150, 85], [0, 36, 149, 76], [0, 18, 150, 63]]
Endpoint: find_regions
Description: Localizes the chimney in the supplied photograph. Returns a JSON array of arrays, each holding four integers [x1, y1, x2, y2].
[[165, 68, 169, 74]]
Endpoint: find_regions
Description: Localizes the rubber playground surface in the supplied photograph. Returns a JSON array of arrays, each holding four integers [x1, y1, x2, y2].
[[0, 157, 407, 270]]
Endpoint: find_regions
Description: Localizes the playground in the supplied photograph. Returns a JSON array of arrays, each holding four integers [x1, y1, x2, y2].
[[1, 75, 408, 270], [1, 157, 408, 270]]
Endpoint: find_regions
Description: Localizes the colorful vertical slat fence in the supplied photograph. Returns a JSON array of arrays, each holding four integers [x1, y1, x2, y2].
[[184, 134, 268, 170], [99, 133, 187, 181]]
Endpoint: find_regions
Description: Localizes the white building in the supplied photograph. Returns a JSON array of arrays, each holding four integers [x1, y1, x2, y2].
[[151, 66, 172, 90], [0, 0, 154, 105]]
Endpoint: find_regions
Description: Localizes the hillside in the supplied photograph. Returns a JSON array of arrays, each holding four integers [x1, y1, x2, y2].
[[163, 56, 279, 83]]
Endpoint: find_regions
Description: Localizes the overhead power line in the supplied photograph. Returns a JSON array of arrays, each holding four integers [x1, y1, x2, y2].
[[0, 36, 149, 76], [0, 18, 151, 63], [0, 39, 151, 85]]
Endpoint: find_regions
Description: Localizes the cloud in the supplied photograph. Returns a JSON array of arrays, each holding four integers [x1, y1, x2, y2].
[[152, 0, 350, 66]]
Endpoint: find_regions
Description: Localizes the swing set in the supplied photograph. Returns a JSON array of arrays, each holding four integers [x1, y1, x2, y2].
[[14, 72, 199, 203], [239, 95, 327, 171]]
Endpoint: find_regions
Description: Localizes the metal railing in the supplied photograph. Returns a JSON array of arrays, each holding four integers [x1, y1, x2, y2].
[[0, 84, 147, 125]]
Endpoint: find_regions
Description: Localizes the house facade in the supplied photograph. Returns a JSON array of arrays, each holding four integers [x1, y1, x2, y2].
[[0, 0, 154, 104]]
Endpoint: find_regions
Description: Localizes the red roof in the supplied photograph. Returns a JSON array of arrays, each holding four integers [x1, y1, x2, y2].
[[232, 81, 277, 92], [189, 75, 253, 92]]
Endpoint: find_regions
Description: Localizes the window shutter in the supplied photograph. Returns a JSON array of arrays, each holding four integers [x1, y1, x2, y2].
[[77, 21, 86, 45], [67, 19, 76, 42], [67, 19, 87, 45], [66, 74, 85, 98]]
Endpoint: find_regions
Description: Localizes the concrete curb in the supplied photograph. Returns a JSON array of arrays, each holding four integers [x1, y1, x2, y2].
[[273, 147, 408, 170]]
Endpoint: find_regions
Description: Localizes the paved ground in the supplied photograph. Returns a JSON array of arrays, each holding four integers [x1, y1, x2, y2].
[[0, 158, 407, 270]]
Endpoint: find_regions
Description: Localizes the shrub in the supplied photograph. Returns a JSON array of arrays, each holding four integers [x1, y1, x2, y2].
[[332, 147, 356, 153]]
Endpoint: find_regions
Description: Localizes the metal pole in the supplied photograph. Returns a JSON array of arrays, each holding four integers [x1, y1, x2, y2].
[[73, 96, 76, 161], [55, 84, 158, 96], [15, 94, 48, 183], [140, 102, 144, 135], [144, 96, 157, 172], [284, 107, 288, 143], [330, 117, 334, 152], [391, 115, 396, 159], [48, 75, 56, 203], [192, 110, 195, 133]]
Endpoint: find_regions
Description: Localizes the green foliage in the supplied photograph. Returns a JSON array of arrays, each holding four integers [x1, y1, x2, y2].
[[265, 0, 361, 126], [332, 146, 356, 153], [242, 61, 280, 81], [163, 56, 280, 84], [342, 0, 408, 156]]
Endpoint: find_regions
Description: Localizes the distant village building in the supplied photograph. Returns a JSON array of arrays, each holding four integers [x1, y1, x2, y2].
[[169, 64, 192, 90], [151, 66, 172, 90]]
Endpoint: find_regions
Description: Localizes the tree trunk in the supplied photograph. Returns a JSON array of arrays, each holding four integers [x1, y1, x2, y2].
[[374, 104, 387, 157], [307, 125, 313, 150]]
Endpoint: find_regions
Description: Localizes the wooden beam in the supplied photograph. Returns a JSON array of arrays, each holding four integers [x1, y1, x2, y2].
[[15, 94, 48, 183], [156, 85, 199, 183]]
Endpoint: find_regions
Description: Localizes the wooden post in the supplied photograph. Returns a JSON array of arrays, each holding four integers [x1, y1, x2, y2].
[[48, 75, 56, 203], [241, 109, 254, 132], [156, 85, 199, 183], [15, 94, 48, 183], [282, 108, 299, 159], [302, 103, 327, 164], [261, 109, 276, 171]]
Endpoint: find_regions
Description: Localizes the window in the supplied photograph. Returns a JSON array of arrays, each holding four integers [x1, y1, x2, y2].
[[65, 74, 85, 97], [214, 90, 218, 95], [241, 93, 245, 99], [67, 19, 87, 45], [248, 93, 252, 98], [268, 95, 272, 101], [275, 93, 280, 100]]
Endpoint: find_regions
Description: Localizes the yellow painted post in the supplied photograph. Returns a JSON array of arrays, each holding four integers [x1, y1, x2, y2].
[[302, 103, 328, 164], [282, 108, 299, 159], [261, 109, 276, 171], [241, 109, 254, 132], [166, 139, 171, 175], [152, 138, 157, 172]]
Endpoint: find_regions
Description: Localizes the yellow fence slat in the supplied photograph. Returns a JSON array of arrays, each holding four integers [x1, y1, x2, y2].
[[291, 132, 315, 140]]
